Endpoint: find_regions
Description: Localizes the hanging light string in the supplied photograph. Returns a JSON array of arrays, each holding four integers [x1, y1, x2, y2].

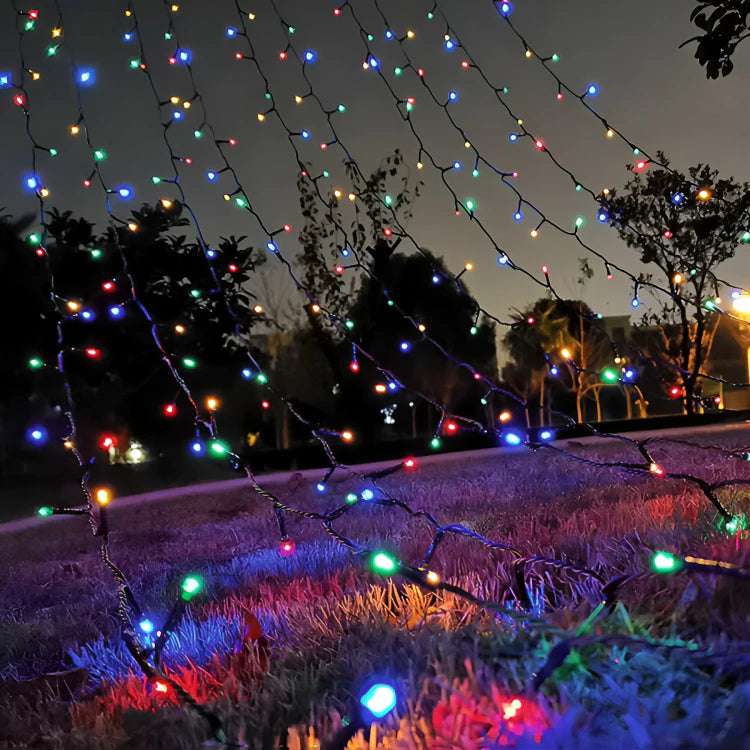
[[342, 0, 742, 319], [12, 4, 750, 727], [323, 0, 750, 399]]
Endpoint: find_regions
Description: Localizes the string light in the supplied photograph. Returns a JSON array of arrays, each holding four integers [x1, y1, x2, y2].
[[12, 5, 750, 737]]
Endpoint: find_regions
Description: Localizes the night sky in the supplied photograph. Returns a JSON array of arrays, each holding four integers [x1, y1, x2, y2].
[[3, 0, 750, 334]]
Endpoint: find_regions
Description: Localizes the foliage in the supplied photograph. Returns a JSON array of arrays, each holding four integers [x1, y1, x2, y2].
[[0, 203, 265, 461], [502, 297, 614, 423], [347, 250, 497, 434], [683, 0, 750, 78], [602, 153, 750, 412]]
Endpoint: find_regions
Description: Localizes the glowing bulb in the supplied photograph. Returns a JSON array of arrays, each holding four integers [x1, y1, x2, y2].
[[180, 575, 203, 600], [341, 430, 354, 442], [360, 683, 397, 718], [697, 188, 712, 201], [95, 488, 111, 506], [652, 551, 681, 573], [370, 551, 397, 574]]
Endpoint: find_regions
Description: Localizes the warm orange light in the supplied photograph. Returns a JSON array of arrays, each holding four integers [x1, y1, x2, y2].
[[67, 301, 80, 312], [174, 324, 186, 334], [160, 199, 173, 209], [127, 222, 138, 232], [425, 570, 440, 586], [498, 411, 512, 422], [347, 193, 356, 202], [530, 229, 539, 238], [697, 188, 712, 202], [253, 304, 264, 314], [418, 324, 426, 333], [649, 462, 665, 476], [464, 262, 474, 272], [95, 488, 111, 506], [205, 397, 220, 411], [63, 440, 73, 450], [374, 384, 387, 394], [341, 430, 354, 442], [70, 125, 80, 135], [311, 303, 321, 314], [561, 348, 571, 359], [333, 189, 343, 199], [294, 95, 303, 104], [673, 273, 684, 285]]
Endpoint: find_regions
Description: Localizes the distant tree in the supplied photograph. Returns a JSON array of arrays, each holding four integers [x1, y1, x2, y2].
[[294, 151, 426, 439], [0, 203, 265, 465], [347, 250, 497, 437], [603, 154, 750, 413], [683, 1, 750, 78], [502, 297, 614, 424]]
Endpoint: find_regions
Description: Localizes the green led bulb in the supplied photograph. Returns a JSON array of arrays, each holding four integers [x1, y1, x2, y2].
[[190, 289, 201, 299], [370, 551, 398, 575], [180, 575, 203, 600], [37, 506, 53, 517], [93, 149, 107, 162], [345, 492, 358, 505], [470, 326, 478, 335], [235, 197, 248, 209], [90, 249, 103, 259], [27, 233, 41, 246], [575, 216, 586, 228], [472, 168, 480, 178], [193, 129, 203, 139], [345, 320, 354, 330], [256, 372, 268, 384], [129, 58, 140, 69], [430, 437, 442, 450], [600, 368, 618, 384], [394, 66, 403, 76], [741, 231, 750, 243], [209, 440, 228, 456], [47, 45, 58, 56], [49, 148, 58, 156], [551, 53, 560, 62], [651, 551, 683, 574], [383, 194, 394, 207], [337, 103, 346, 113], [152, 176, 162, 184], [28, 357, 43, 370], [182, 357, 197, 369]]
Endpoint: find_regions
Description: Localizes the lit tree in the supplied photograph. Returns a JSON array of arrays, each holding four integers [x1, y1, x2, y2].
[[603, 153, 750, 413]]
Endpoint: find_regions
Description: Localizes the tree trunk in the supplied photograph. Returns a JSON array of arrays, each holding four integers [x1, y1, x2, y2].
[[538, 376, 545, 427]]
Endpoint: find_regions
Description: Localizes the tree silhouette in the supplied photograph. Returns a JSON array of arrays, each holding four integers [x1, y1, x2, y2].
[[502, 298, 614, 424], [683, 1, 750, 78], [0, 202, 265, 470], [347, 250, 497, 438], [603, 153, 750, 413]]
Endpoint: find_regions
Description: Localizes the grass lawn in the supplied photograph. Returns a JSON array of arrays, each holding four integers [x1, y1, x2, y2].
[[2, 426, 750, 749]]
